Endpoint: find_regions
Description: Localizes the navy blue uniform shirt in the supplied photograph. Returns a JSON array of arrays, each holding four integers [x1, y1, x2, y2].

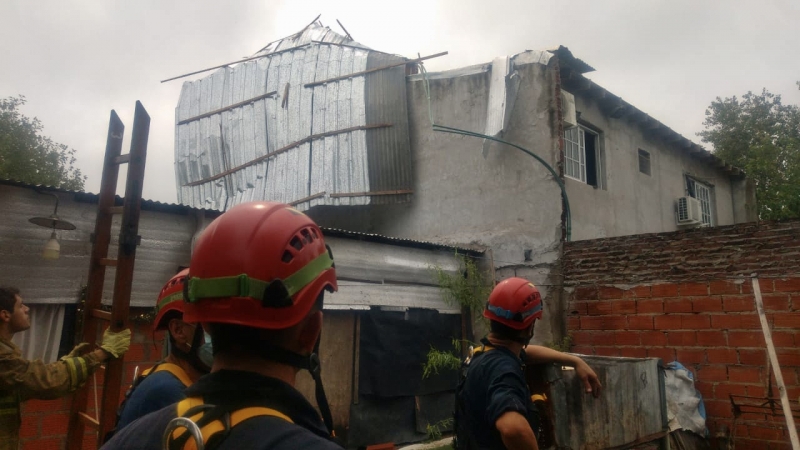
[[460, 340, 532, 449], [116, 370, 187, 430], [101, 370, 342, 450]]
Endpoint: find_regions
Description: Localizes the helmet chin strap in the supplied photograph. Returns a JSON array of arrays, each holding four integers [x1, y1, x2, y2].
[[254, 339, 334, 436]]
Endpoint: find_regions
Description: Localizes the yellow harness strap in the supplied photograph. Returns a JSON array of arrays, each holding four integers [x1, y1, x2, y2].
[[141, 363, 194, 388], [171, 396, 294, 450]]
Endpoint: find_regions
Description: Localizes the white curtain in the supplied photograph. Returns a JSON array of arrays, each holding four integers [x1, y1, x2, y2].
[[11, 304, 66, 363]]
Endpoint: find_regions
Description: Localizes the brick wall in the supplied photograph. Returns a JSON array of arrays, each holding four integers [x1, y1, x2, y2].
[[564, 220, 800, 450], [20, 315, 162, 450]]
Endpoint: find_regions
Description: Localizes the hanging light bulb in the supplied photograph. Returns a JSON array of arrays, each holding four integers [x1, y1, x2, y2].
[[42, 230, 60, 260]]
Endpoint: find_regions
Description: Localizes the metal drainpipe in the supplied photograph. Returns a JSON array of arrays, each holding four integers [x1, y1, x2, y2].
[[432, 124, 572, 242]]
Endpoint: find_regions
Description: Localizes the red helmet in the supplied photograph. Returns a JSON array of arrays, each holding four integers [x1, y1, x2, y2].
[[483, 277, 543, 330], [182, 202, 337, 330], [153, 269, 189, 332]]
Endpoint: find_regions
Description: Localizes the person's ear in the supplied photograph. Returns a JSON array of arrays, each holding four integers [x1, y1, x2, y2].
[[0, 310, 10, 324], [296, 311, 323, 354]]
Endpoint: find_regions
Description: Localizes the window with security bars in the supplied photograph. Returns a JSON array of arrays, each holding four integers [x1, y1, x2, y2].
[[686, 177, 713, 225], [564, 125, 602, 188]]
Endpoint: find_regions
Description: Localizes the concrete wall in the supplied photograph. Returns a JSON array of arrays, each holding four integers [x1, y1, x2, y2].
[[312, 61, 566, 344], [566, 92, 744, 240]]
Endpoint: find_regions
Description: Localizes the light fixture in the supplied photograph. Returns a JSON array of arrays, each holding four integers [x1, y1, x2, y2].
[[28, 191, 76, 260]]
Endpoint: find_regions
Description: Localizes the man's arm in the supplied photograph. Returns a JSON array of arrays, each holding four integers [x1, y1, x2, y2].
[[495, 411, 539, 450], [524, 346, 602, 397], [0, 346, 106, 401]]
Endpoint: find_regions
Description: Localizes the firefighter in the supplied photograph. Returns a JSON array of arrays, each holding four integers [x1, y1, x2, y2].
[[455, 277, 602, 450], [0, 286, 131, 450], [111, 269, 212, 434], [102, 201, 342, 450]]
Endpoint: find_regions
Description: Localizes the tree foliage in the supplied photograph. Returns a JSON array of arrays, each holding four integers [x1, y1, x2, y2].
[[698, 88, 800, 220], [0, 95, 86, 190]]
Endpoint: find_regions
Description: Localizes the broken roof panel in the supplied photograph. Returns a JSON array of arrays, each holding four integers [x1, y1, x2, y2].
[[175, 21, 413, 211]]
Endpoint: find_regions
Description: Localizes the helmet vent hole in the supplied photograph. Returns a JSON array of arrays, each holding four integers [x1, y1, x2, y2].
[[312, 229, 319, 239], [290, 236, 303, 251], [281, 250, 294, 263], [301, 228, 312, 244]]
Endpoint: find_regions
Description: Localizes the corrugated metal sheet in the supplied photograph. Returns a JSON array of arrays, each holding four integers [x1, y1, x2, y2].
[[1, 182, 476, 311], [543, 355, 668, 449], [175, 23, 413, 211]]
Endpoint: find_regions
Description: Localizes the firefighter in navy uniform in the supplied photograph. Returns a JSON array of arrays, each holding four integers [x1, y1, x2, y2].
[[0, 286, 131, 450], [102, 201, 342, 450], [455, 278, 602, 450], [110, 269, 212, 436]]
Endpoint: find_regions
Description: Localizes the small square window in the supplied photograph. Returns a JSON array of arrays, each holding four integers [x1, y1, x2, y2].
[[638, 149, 651, 176]]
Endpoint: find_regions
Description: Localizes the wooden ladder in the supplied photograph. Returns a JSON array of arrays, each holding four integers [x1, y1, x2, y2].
[[65, 102, 150, 449]]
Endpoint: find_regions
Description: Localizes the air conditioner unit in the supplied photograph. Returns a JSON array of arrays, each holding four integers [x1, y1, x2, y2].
[[676, 196, 702, 225]]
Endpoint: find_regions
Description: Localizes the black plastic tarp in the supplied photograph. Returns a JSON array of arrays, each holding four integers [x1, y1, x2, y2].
[[358, 308, 461, 397]]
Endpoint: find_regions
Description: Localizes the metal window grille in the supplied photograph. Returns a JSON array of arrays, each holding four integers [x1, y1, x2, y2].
[[687, 178, 713, 225], [564, 127, 586, 182]]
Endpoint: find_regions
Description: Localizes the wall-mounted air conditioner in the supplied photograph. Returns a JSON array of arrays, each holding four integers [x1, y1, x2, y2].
[[562, 90, 577, 128], [676, 196, 702, 225]]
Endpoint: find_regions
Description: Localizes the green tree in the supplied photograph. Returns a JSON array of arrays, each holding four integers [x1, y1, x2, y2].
[[698, 88, 800, 220], [0, 95, 86, 190]]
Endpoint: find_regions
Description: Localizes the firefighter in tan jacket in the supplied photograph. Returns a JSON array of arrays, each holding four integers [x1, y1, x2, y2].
[[0, 286, 131, 450]]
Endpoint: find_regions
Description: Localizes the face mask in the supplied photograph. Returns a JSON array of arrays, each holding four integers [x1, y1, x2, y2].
[[197, 332, 214, 369]]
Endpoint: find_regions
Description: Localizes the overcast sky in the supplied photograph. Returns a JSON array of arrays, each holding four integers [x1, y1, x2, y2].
[[2, 0, 798, 203]]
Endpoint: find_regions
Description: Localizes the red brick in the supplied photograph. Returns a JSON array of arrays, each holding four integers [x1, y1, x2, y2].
[[709, 280, 741, 295], [647, 347, 675, 362], [729, 331, 765, 347], [774, 278, 800, 292], [761, 294, 790, 311], [637, 299, 663, 314], [772, 331, 796, 347], [728, 366, 763, 383], [711, 314, 761, 330], [722, 295, 754, 312], [572, 331, 601, 346], [664, 299, 693, 313], [676, 348, 705, 364], [714, 383, 747, 400], [574, 286, 598, 300], [618, 347, 647, 358], [667, 331, 696, 346], [680, 283, 708, 296], [739, 349, 766, 365], [571, 345, 594, 355], [640, 331, 667, 345], [703, 399, 733, 418], [612, 300, 636, 314], [706, 348, 738, 364], [769, 441, 792, 450], [776, 350, 800, 366], [696, 330, 727, 346], [628, 316, 654, 330], [651, 284, 679, 297], [773, 313, 800, 329], [569, 301, 589, 315], [595, 346, 621, 357], [747, 384, 767, 397], [125, 343, 146, 362], [693, 297, 722, 312], [748, 425, 784, 441], [698, 365, 728, 382], [597, 286, 624, 300], [614, 331, 641, 346], [580, 316, 627, 330], [623, 285, 652, 299], [22, 398, 68, 414], [19, 415, 39, 439], [682, 315, 710, 329], [567, 316, 580, 331], [586, 301, 613, 315], [654, 315, 682, 330], [23, 437, 63, 450], [40, 412, 68, 437]]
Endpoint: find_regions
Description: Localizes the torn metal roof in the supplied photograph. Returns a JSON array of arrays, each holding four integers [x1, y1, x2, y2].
[[174, 21, 414, 212]]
